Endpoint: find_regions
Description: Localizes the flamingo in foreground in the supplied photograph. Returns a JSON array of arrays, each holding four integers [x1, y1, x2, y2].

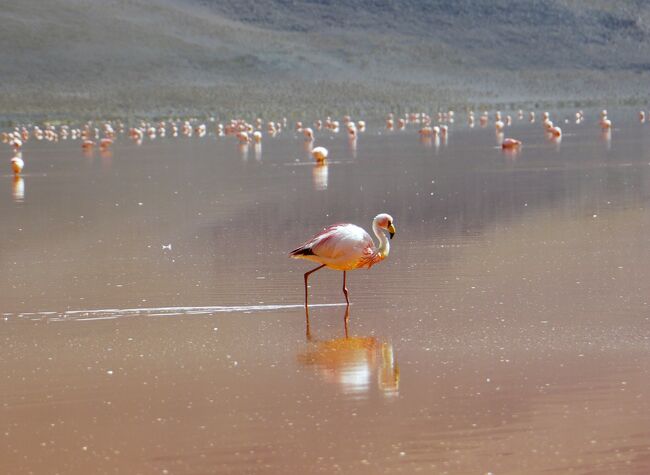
[[290, 213, 396, 310]]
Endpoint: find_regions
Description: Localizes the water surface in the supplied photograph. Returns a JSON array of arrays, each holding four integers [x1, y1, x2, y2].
[[2, 113, 650, 474]]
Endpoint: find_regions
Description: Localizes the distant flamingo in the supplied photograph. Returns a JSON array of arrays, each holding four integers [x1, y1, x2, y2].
[[347, 122, 357, 139], [311, 146, 328, 162], [290, 214, 396, 309], [99, 138, 113, 150], [550, 126, 562, 138], [11, 155, 24, 175], [543, 119, 554, 132], [501, 138, 522, 149], [236, 131, 250, 144], [10, 137, 22, 151], [418, 126, 434, 137]]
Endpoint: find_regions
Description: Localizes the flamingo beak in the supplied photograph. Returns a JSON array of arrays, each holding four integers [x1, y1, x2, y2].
[[388, 223, 396, 239]]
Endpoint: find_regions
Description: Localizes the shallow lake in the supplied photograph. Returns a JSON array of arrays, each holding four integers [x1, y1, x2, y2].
[[2, 112, 650, 474]]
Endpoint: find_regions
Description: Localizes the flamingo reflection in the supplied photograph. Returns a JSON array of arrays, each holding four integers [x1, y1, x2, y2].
[[12, 176, 25, 202], [348, 136, 357, 159], [254, 143, 262, 162], [299, 307, 400, 397], [601, 129, 612, 150], [238, 143, 249, 161], [312, 162, 328, 191]]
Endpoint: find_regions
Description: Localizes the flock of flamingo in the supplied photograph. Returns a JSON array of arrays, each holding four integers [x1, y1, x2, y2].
[[0, 107, 629, 174], [0, 108, 642, 309]]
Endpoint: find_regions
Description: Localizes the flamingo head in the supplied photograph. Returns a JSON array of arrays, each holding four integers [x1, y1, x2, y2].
[[374, 213, 396, 239]]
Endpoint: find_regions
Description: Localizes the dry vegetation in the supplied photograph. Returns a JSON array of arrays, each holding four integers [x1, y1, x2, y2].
[[1, 0, 650, 120]]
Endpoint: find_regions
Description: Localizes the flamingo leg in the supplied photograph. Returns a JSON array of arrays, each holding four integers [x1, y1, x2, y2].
[[305, 312, 312, 341], [343, 306, 350, 338], [304, 264, 326, 309], [342, 271, 350, 306]]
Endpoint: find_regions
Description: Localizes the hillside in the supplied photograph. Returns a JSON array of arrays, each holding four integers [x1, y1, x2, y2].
[[1, 0, 650, 119]]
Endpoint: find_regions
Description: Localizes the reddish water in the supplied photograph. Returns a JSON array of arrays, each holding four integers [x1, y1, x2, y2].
[[2, 114, 650, 474]]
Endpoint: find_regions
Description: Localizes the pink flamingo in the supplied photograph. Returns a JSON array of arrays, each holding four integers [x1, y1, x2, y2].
[[311, 146, 328, 162], [549, 126, 562, 138], [11, 155, 24, 175], [99, 138, 113, 150], [501, 138, 522, 149], [290, 214, 396, 309]]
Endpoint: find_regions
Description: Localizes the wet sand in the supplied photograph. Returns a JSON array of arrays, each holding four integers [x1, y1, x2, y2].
[[2, 113, 650, 474]]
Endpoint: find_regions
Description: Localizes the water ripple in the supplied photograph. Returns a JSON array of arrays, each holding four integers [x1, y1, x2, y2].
[[2, 303, 346, 322]]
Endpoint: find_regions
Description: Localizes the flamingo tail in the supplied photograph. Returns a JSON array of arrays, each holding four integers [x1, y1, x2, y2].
[[289, 246, 315, 258]]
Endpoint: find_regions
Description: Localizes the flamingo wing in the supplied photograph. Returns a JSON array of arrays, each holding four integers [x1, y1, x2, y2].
[[290, 223, 375, 270]]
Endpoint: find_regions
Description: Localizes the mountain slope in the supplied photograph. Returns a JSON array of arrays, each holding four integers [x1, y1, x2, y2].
[[1, 0, 649, 118]]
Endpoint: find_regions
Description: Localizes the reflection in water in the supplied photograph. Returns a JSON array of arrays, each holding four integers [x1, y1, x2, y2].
[[348, 137, 357, 159], [433, 135, 441, 153], [12, 176, 25, 203], [601, 129, 612, 150], [312, 162, 328, 191], [238, 143, 249, 161], [254, 143, 262, 162], [552, 134, 562, 151], [377, 342, 399, 396], [100, 149, 113, 170], [419, 135, 432, 148], [419, 135, 441, 150], [299, 308, 399, 398], [502, 147, 520, 160]]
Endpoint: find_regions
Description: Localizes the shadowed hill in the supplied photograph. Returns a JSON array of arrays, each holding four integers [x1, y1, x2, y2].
[[1, 0, 650, 119]]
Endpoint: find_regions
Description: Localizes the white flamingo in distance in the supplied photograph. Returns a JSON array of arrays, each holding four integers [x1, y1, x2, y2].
[[11, 154, 24, 175], [290, 214, 396, 309], [311, 146, 328, 162]]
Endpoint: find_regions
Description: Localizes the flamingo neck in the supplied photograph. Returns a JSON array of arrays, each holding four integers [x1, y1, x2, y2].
[[373, 220, 390, 259]]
